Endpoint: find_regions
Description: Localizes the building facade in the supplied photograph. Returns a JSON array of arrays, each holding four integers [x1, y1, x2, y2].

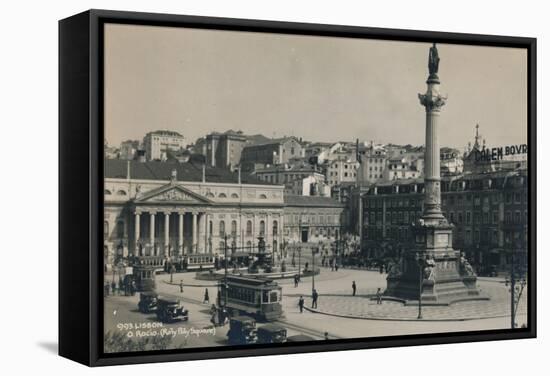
[[326, 157, 358, 186], [103, 159, 285, 265], [240, 137, 304, 171], [205, 130, 248, 169], [143, 130, 187, 161], [361, 168, 528, 274], [119, 140, 140, 160], [283, 195, 346, 244]]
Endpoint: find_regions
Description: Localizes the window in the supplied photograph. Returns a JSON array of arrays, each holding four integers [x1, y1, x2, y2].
[[116, 190, 127, 196], [231, 220, 237, 237], [466, 211, 471, 224], [104, 221, 109, 239], [246, 220, 252, 236], [259, 194, 267, 199], [259, 220, 266, 236], [231, 193, 239, 199], [219, 220, 225, 236], [273, 220, 278, 236], [104, 189, 112, 195]]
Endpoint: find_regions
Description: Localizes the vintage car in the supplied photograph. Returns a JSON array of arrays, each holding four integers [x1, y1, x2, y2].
[[227, 316, 257, 345], [155, 297, 189, 323], [286, 334, 316, 342], [256, 324, 287, 344], [137, 291, 158, 313]]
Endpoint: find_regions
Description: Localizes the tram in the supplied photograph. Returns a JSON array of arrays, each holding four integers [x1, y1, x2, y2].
[[179, 253, 216, 271], [220, 275, 283, 321]]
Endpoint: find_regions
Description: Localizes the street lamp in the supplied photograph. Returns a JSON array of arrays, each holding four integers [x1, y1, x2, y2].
[[416, 252, 425, 320], [312, 242, 320, 292], [505, 240, 527, 329]]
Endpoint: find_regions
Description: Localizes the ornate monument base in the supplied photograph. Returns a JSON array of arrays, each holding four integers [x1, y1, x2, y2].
[[385, 221, 486, 305]]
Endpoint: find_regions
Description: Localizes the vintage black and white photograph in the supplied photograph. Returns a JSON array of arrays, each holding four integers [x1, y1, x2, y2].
[[101, 23, 529, 354]]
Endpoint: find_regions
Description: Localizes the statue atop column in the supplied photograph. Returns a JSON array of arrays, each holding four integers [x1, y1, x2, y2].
[[428, 43, 440, 81]]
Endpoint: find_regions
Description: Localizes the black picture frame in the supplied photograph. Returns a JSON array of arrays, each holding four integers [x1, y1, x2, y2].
[[59, 9, 537, 367]]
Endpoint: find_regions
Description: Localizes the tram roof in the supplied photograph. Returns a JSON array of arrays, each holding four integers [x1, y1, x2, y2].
[[226, 274, 277, 286]]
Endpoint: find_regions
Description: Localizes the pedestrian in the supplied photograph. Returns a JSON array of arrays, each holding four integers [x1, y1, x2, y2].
[[376, 288, 383, 305], [324, 332, 329, 340], [294, 274, 299, 288], [311, 289, 318, 309], [298, 296, 305, 313], [203, 288, 210, 304], [104, 283, 110, 297], [111, 280, 117, 295], [331, 259, 334, 271], [379, 264, 384, 274], [335, 263, 339, 272], [179, 280, 184, 293], [352, 281, 357, 296], [210, 304, 218, 326]]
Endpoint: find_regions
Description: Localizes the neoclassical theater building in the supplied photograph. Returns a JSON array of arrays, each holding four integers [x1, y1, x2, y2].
[[104, 159, 287, 265]]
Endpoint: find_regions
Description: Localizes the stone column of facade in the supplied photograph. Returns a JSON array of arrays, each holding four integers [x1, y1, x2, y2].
[[134, 211, 141, 256], [252, 214, 256, 243], [164, 211, 170, 257], [192, 212, 198, 254], [198, 212, 206, 253], [178, 212, 184, 256], [149, 212, 156, 256]]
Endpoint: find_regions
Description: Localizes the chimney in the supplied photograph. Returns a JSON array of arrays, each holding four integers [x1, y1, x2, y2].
[[126, 160, 131, 180], [238, 165, 242, 184], [202, 164, 206, 183]]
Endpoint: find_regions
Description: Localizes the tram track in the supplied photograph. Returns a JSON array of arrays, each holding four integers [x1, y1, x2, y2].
[[177, 295, 338, 340]]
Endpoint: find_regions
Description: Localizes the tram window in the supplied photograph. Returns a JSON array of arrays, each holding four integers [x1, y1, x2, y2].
[[270, 292, 278, 302], [262, 291, 269, 303]]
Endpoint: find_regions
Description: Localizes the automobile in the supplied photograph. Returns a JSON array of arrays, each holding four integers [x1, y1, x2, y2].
[[137, 291, 158, 313], [256, 324, 287, 344], [227, 316, 257, 345], [155, 297, 189, 323], [286, 334, 316, 342]]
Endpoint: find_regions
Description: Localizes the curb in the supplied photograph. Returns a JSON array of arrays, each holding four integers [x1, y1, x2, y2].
[[303, 306, 513, 322]]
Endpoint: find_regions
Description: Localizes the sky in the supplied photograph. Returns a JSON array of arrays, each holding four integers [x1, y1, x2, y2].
[[104, 23, 528, 151]]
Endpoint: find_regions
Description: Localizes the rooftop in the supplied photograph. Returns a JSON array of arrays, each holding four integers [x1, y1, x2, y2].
[[145, 130, 184, 138], [104, 159, 273, 185], [284, 195, 345, 208]]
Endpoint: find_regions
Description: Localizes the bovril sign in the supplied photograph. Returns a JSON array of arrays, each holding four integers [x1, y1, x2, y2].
[[475, 144, 528, 162]]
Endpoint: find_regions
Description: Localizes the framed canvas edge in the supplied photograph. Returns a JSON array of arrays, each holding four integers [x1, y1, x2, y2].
[[61, 8, 537, 367]]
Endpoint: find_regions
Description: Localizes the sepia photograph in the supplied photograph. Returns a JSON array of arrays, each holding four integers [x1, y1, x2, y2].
[[101, 22, 529, 354]]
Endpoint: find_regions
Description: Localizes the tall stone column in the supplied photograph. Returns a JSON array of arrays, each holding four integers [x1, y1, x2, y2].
[[178, 212, 184, 256], [149, 212, 156, 256], [134, 211, 141, 256], [385, 43, 482, 304], [418, 46, 446, 224], [164, 211, 170, 257]]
